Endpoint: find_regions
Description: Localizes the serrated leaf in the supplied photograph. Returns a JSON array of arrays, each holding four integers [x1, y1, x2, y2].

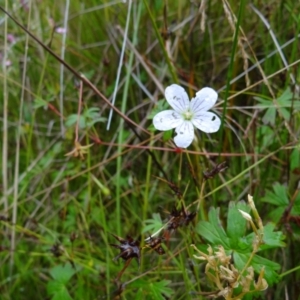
[[47, 281, 73, 300], [277, 87, 293, 104], [33, 97, 47, 109], [49, 263, 76, 284], [130, 279, 173, 300], [149, 280, 173, 299], [84, 107, 100, 119], [47, 280, 64, 296], [52, 290, 73, 300], [134, 289, 145, 300], [65, 114, 82, 128], [262, 183, 300, 223], [195, 202, 285, 288], [86, 117, 107, 127], [196, 207, 230, 247], [262, 107, 276, 125], [255, 88, 295, 125], [142, 213, 163, 234], [82, 70, 95, 80], [226, 201, 248, 242], [278, 107, 290, 120], [65, 107, 106, 129], [261, 183, 289, 206], [245, 223, 286, 250], [233, 252, 280, 285]]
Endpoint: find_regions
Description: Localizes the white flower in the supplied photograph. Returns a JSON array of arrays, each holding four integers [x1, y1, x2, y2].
[[153, 84, 221, 148]]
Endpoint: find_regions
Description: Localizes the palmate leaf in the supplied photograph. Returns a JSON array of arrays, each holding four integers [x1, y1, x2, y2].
[[196, 207, 230, 248], [47, 281, 73, 300], [129, 279, 173, 300], [226, 201, 249, 247], [195, 202, 285, 284], [245, 223, 286, 250], [65, 107, 106, 129], [142, 213, 164, 234], [233, 252, 280, 285], [49, 263, 77, 284], [262, 182, 300, 223], [47, 263, 77, 300], [255, 87, 296, 125]]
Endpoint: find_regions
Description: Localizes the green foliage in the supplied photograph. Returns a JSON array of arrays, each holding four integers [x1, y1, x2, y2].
[[129, 279, 174, 299], [142, 213, 164, 234], [65, 107, 106, 129], [47, 263, 77, 300], [262, 183, 300, 223], [196, 202, 285, 285], [255, 88, 299, 125], [1, 1, 300, 299], [290, 148, 300, 171]]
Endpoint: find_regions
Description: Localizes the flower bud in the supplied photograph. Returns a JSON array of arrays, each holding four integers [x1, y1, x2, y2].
[[238, 209, 252, 221]]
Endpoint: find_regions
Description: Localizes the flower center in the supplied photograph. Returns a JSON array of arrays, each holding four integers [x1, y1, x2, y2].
[[182, 110, 193, 121]]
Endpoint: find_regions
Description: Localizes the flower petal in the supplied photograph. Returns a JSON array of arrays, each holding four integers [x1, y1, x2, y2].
[[153, 110, 183, 131], [174, 121, 194, 148], [190, 87, 218, 113], [165, 84, 190, 113], [192, 112, 221, 133]]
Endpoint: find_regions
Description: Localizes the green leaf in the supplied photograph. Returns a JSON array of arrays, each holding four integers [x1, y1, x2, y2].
[[264, 223, 286, 248], [262, 223, 284, 249], [255, 88, 295, 125], [226, 201, 248, 243], [233, 252, 280, 285], [290, 148, 300, 171], [47, 281, 73, 300], [261, 183, 300, 222], [142, 213, 163, 234], [195, 202, 285, 287], [84, 107, 100, 118], [245, 223, 286, 250], [150, 280, 174, 299], [65, 114, 82, 128], [130, 279, 173, 300], [261, 183, 289, 206], [293, 192, 300, 215], [163, 130, 172, 141], [82, 69, 95, 80], [65, 107, 106, 129], [49, 263, 76, 284], [33, 97, 48, 109], [262, 107, 276, 125], [256, 125, 274, 150], [134, 288, 146, 300], [196, 207, 230, 247]]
